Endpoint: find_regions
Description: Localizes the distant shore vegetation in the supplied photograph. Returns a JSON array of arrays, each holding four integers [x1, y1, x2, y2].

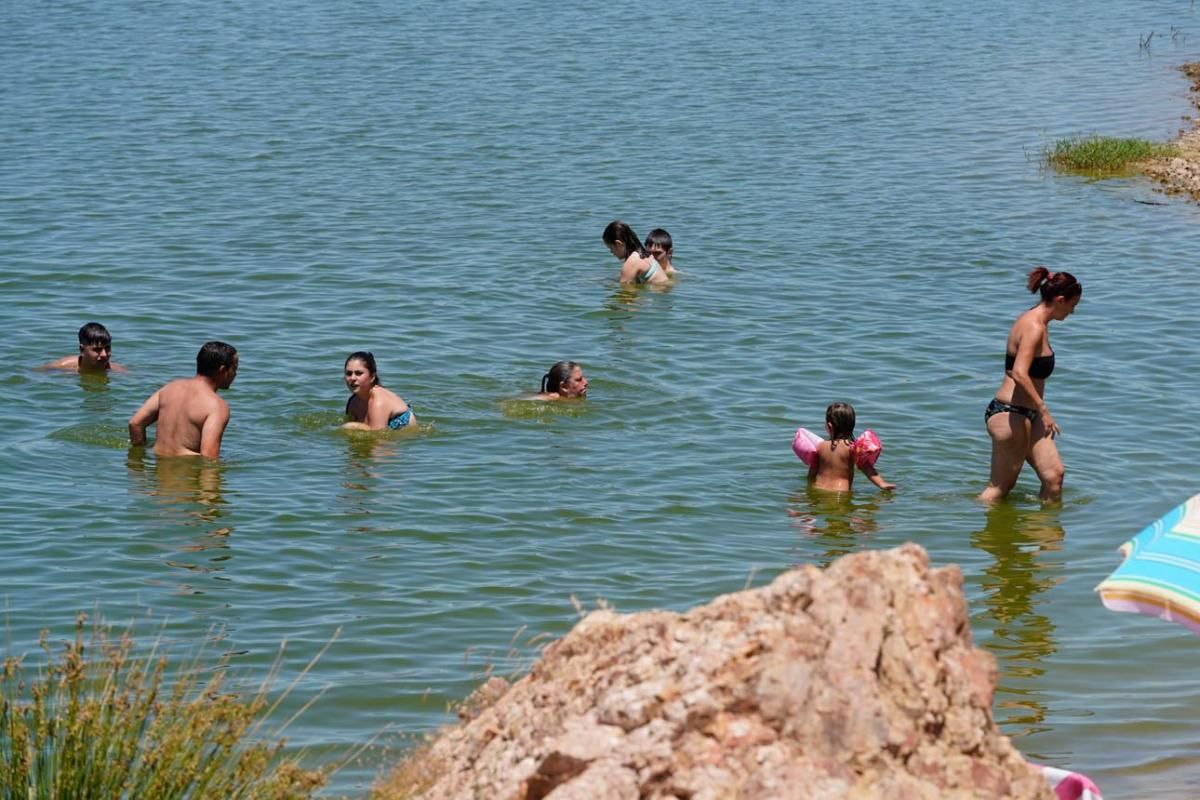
[[1044, 135, 1179, 174], [0, 615, 327, 799]]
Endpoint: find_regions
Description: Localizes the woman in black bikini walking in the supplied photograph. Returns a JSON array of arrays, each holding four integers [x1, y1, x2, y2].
[[980, 267, 1082, 503]]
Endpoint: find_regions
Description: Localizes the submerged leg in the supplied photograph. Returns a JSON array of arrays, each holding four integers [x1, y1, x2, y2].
[[980, 412, 1031, 503], [1026, 420, 1064, 503]]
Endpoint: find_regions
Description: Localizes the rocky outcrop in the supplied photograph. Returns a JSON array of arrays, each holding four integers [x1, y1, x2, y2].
[[1144, 62, 1200, 201], [375, 544, 1053, 800]]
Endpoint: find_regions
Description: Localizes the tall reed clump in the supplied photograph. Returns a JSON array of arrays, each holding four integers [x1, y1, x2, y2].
[[0, 614, 327, 799], [1045, 135, 1178, 174]]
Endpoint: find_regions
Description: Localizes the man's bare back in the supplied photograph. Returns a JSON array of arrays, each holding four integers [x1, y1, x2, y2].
[[129, 343, 237, 458]]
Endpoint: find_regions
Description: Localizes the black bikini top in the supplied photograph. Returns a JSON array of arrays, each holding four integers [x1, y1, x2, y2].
[[1005, 350, 1055, 380]]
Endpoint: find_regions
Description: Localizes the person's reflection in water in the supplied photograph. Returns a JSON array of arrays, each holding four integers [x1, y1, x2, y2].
[[602, 279, 674, 333], [126, 449, 232, 591], [338, 429, 402, 498], [78, 370, 114, 414], [603, 285, 647, 328], [343, 430, 401, 472], [971, 502, 1064, 739], [787, 486, 882, 567], [334, 431, 404, 534]]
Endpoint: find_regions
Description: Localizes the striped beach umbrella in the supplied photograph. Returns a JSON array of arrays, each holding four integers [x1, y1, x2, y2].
[[1096, 494, 1200, 635]]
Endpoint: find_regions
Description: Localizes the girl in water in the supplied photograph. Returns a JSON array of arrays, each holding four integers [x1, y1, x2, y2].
[[980, 267, 1081, 503], [602, 220, 669, 285], [534, 361, 588, 400], [342, 351, 415, 431], [808, 403, 896, 492]]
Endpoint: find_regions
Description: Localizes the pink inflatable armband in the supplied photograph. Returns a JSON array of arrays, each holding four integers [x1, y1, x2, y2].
[[852, 430, 882, 469], [791, 427, 823, 466], [1036, 765, 1103, 800]]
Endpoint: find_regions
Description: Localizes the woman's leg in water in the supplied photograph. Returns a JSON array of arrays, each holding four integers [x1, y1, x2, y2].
[[1026, 419, 1065, 503], [980, 411, 1031, 502]]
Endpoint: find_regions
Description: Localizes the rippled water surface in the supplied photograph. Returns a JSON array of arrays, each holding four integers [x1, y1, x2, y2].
[[4, 1, 1200, 795]]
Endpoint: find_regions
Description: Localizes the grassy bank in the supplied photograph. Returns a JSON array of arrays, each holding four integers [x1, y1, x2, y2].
[[0, 615, 326, 799], [1044, 135, 1178, 174]]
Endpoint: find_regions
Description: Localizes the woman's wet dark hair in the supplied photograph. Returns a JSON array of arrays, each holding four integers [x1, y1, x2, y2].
[[1028, 266, 1082, 303], [602, 220, 649, 259], [826, 402, 856, 448], [541, 360, 580, 394], [345, 351, 381, 385]]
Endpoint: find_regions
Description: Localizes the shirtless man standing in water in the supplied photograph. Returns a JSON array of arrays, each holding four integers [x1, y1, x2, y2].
[[128, 341, 238, 458]]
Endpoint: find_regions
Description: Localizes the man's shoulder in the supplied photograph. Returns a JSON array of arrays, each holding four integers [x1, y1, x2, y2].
[[158, 377, 193, 394], [158, 376, 215, 402], [42, 355, 79, 371], [184, 378, 227, 412]]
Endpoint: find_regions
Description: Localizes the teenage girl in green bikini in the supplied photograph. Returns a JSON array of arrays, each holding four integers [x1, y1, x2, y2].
[[980, 267, 1082, 503]]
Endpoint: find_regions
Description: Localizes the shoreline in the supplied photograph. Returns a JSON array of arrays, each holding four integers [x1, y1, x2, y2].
[[1142, 62, 1200, 200]]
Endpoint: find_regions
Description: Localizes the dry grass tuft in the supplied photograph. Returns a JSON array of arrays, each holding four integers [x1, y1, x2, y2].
[[0, 614, 327, 799], [370, 736, 446, 800]]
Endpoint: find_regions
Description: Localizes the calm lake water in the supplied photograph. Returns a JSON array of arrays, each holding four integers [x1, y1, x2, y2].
[[4, 0, 1200, 795]]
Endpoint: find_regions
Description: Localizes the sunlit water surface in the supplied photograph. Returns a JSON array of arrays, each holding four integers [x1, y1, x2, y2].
[[3, 1, 1200, 795]]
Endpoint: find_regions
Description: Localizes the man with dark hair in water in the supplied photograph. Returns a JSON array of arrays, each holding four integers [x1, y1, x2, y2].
[[43, 322, 127, 373], [128, 341, 238, 458]]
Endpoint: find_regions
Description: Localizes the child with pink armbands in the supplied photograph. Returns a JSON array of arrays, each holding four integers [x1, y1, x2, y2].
[[794, 403, 896, 493]]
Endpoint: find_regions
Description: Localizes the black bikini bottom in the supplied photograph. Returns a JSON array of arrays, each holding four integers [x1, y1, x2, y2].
[[985, 398, 1038, 423]]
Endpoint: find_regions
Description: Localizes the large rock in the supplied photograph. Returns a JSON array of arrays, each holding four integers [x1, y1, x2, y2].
[[376, 544, 1053, 800]]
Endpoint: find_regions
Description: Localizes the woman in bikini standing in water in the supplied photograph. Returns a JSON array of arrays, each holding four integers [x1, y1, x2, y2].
[[980, 267, 1081, 503], [602, 220, 669, 285]]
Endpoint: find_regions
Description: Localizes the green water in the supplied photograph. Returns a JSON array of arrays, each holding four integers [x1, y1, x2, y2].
[[4, 1, 1200, 795]]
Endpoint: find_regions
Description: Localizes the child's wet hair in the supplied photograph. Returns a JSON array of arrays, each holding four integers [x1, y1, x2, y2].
[[826, 402, 856, 444], [644, 228, 672, 253], [78, 322, 111, 347]]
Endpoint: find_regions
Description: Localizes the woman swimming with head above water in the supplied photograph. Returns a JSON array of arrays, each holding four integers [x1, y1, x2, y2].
[[534, 361, 588, 401], [342, 351, 415, 431], [602, 220, 669, 285], [979, 267, 1082, 503]]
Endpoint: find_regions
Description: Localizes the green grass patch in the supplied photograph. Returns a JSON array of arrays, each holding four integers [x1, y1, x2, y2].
[[1045, 135, 1178, 174], [0, 615, 331, 799]]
